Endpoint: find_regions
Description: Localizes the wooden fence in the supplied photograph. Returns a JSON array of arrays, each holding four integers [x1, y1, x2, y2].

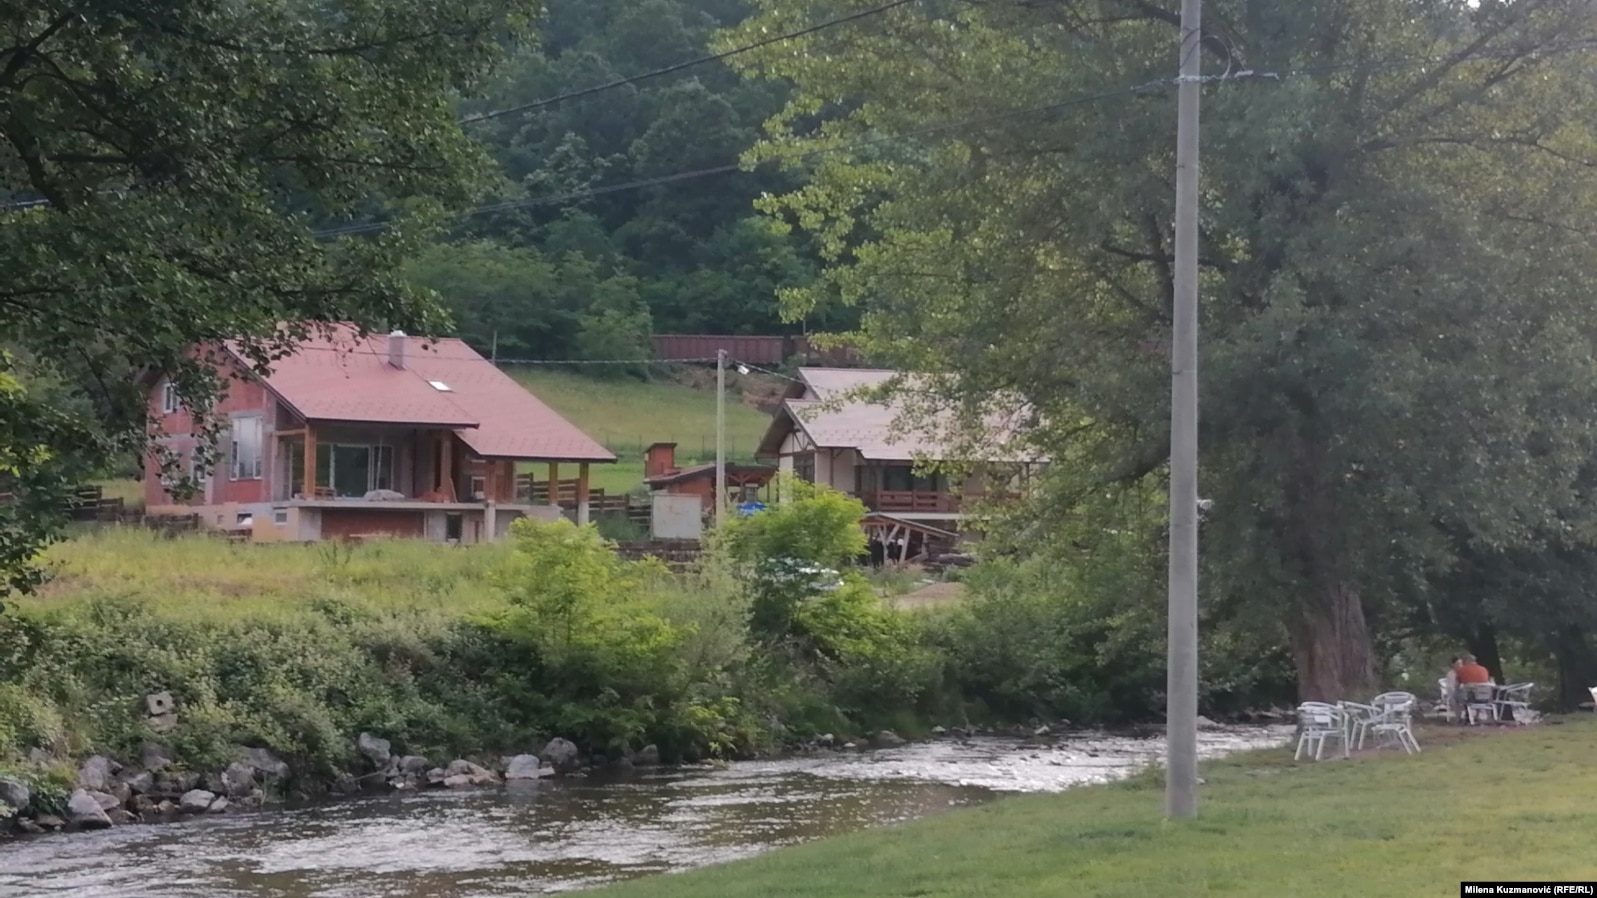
[[514, 476, 651, 525], [0, 485, 133, 523]]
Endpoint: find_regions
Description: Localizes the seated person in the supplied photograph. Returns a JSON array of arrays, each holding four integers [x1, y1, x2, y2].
[[1454, 654, 1495, 715], [1455, 654, 1491, 685], [1442, 657, 1460, 719]]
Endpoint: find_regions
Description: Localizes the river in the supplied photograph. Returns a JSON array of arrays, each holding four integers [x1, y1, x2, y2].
[[0, 726, 1291, 898]]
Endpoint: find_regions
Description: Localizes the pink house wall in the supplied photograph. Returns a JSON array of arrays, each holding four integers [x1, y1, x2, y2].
[[144, 351, 279, 509]]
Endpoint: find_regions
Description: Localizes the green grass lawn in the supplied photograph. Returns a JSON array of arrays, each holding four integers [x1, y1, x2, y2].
[[510, 369, 778, 494], [583, 719, 1597, 898]]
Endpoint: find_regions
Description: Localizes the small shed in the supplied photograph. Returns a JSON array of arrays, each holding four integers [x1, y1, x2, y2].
[[642, 442, 776, 513]]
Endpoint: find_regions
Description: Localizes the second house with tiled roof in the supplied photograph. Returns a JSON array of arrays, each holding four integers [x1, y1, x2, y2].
[[144, 325, 615, 543]]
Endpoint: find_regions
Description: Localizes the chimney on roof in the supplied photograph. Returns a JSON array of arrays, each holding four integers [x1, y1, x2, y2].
[[387, 330, 407, 369], [645, 442, 678, 478]]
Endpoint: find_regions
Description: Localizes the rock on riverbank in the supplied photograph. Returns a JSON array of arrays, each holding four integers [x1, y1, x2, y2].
[[2, 732, 603, 837]]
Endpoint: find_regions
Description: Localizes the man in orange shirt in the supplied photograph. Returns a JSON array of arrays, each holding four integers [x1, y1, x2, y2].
[[1453, 654, 1495, 722], [1455, 654, 1492, 685]]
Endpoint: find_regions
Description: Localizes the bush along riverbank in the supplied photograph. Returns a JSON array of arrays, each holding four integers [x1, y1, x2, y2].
[[0, 485, 1295, 837]]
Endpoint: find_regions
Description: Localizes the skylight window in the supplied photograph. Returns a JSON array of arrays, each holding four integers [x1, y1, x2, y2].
[[428, 380, 453, 392]]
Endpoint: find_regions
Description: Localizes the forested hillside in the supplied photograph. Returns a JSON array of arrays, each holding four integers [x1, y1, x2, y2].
[[409, 0, 855, 362]]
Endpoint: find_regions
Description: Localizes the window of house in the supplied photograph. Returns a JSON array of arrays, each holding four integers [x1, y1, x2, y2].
[[469, 475, 487, 499], [881, 465, 914, 492], [878, 466, 946, 494], [371, 445, 394, 492], [314, 442, 397, 498], [793, 454, 815, 484], [230, 417, 264, 480], [161, 381, 180, 414]]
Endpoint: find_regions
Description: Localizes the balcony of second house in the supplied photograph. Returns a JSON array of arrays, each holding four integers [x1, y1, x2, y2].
[[858, 488, 963, 514], [854, 466, 961, 515], [853, 463, 1033, 516]]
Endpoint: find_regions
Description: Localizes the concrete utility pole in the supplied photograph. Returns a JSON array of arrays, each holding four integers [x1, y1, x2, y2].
[[715, 348, 728, 529], [1167, 0, 1203, 820]]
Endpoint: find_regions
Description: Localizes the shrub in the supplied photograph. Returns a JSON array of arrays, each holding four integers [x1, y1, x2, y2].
[[487, 518, 754, 757], [716, 482, 944, 729]]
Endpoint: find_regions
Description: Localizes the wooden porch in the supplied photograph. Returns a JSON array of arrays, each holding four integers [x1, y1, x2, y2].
[[274, 424, 603, 523]]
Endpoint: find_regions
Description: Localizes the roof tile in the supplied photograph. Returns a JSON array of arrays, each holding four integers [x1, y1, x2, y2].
[[229, 327, 614, 462]]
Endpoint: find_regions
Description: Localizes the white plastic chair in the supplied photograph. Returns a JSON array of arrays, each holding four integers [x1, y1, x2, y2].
[[1368, 692, 1421, 753], [1589, 685, 1597, 712], [1493, 683, 1534, 724], [1338, 701, 1378, 750], [1295, 702, 1348, 761], [1434, 677, 1456, 722], [1461, 683, 1498, 725]]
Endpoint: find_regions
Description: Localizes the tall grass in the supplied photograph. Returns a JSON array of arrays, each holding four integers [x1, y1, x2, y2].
[[0, 525, 938, 777], [27, 528, 512, 619]]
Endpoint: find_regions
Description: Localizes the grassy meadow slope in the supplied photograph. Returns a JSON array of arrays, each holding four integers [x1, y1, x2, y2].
[[505, 368, 781, 494]]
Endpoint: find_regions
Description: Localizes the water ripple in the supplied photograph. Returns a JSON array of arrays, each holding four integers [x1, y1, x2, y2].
[[0, 727, 1289, 898]]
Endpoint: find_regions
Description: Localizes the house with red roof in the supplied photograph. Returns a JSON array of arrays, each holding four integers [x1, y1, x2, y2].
[[145, 326, 615, 543]]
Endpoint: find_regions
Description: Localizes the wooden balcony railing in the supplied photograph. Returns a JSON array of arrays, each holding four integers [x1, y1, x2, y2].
[[859, 489, 1026, 514], [861, 490, 962, 514]]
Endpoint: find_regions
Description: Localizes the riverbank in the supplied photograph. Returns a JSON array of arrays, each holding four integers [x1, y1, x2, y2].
[[0, 524, 958, 837], [581, 718, 1597, 897], [1, 516, 1293, 839], [2, 728, 1295, 895]]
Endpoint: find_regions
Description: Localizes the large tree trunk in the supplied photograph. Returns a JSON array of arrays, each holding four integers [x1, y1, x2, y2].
[[1466, 623, 1504, 683], [1280, 429, 1377, 702], [1287, 579, 1377, 702], [1552, 626, 1597, 711]]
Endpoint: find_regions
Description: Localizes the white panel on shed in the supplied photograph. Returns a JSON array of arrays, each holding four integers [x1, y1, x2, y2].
[[651, 494, 703, 540]]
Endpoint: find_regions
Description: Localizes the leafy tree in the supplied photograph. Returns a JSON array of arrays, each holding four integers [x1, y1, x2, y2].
[[444, 0, 842, 340], [491, 518, 712, 751], [722, 477, 867, 572], [0, 1, 536, 595], [719, 481, 934, 716], [726, 0, 1597, 699]]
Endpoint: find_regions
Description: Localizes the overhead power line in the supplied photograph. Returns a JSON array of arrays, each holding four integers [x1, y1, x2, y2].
[[9, 37, 1589, 217], [315, 77, 1187, 238], [313, 164, 744, 237], [457, 0, 918, 125]]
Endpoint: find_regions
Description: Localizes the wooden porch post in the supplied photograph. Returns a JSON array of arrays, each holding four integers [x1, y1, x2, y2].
[[547, 461, 559, 508], [576, 463, 591, 526], [438, 434, 455, 500], [303, 425, 316, 499], [500, 460, 517, 502]]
